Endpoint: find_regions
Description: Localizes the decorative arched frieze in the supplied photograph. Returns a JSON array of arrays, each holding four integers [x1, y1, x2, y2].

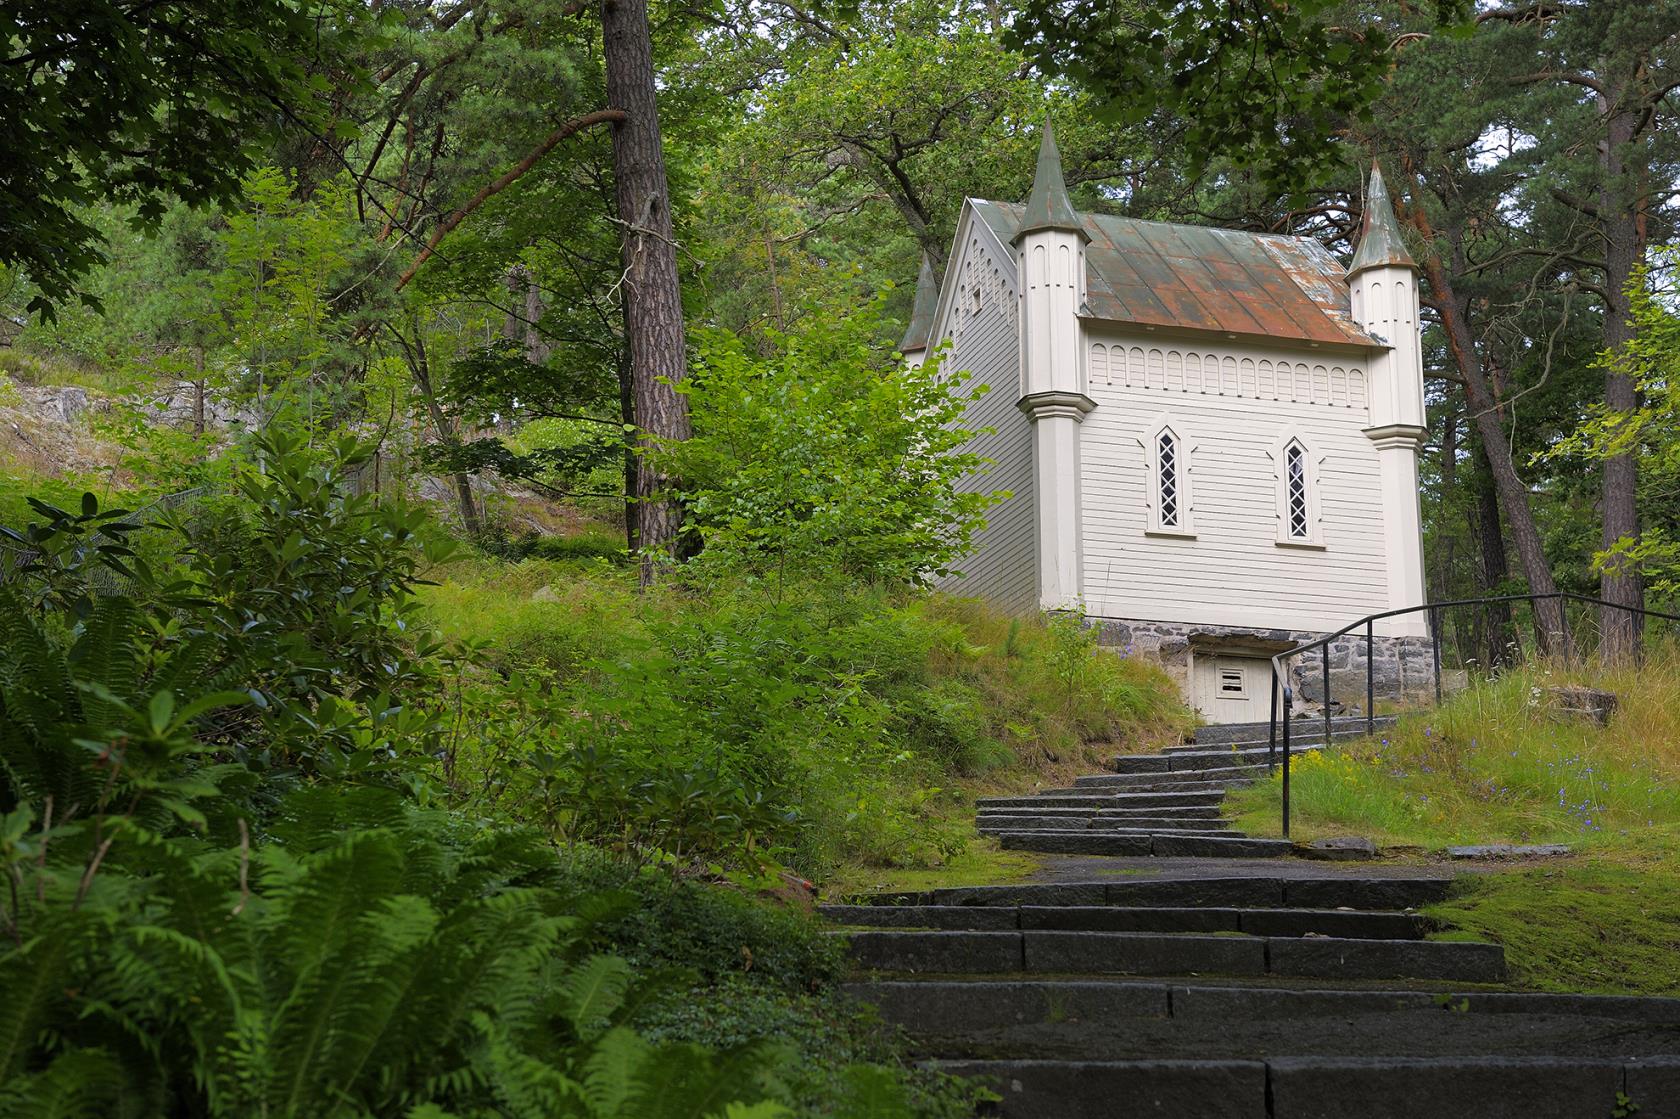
[[1086, 340, 1368, 409]]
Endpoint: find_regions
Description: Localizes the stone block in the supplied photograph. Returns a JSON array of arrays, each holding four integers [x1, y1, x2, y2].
[[841, 979, 1170, 1033], [1623, 1057, 1680, 1118], [1544, 684, 1618, 726], [1237, 908, 1426, 940], [843, 930, 1022, 973], [1170, 986, 1436, 1020], [1266, 1057, 1622, 1119], [932, 1059, 1267, 1119], [1445, 844, 1572, 860], [818, 904, 1019, 930], [1151, 835, 1292, 858], [927, 883, 1108, 907], [1023, 931, 1267, 976], [1282, 878, 1451, 911], [999, 831, 1155, 856], [1018, 905, 1240, 933], [1298, 836, 1377, 861], [1266, 937, 1505, 982], [1107, 877, 1285, 908]]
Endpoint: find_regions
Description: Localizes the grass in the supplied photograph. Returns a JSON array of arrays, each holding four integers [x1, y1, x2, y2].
[[824, 841, 1044, 899], [1226, 643, 1680, 850], [1426, 850, 1680, 995], [416, 563, 1196, 881], [1222, 645, 1680, 994]]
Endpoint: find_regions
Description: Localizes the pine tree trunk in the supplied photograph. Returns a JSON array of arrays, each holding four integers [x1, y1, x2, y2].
[[1411, 216, 1567, 654], [1596, 94, 1645, 660], [1469, 438, 1515, 669], [602, 0, 692, 584]]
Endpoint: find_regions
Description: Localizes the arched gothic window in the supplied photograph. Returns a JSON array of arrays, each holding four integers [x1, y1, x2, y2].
[[1145, 417, 1194, 536], [1273, 435, 1324, 547], [1157, 429, 1182, 528], [1285, 442, 1309, 539]]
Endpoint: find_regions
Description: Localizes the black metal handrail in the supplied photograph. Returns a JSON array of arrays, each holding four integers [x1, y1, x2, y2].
[[1265, 592, 1680, 838]]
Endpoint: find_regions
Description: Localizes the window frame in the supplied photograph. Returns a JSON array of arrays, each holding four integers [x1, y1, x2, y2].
[[1142, 415, 1196, 538], [1270, 432, 1326, 548]]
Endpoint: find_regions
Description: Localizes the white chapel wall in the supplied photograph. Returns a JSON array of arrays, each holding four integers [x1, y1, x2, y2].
[[931, 221, 1037, 614], [1078, 327, 1395, 634]]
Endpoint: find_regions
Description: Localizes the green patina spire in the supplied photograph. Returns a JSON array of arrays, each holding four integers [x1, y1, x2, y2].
[[899, 251, 940, 352], [1348, 162, 1416, 276], [1013, 119, 1087, 243]]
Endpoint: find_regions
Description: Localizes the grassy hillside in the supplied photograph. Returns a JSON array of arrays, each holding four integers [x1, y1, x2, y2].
[[1227, 648, 1680, 994], [1227, 645, 1680, 849], [421, 556, 1196, 881]]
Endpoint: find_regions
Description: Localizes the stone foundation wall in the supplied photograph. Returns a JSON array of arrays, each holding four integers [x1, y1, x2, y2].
[[1091, 616, 1439, 715]]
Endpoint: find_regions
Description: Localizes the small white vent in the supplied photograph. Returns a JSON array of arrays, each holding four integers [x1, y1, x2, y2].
[[1219, 669, 1245, 695]]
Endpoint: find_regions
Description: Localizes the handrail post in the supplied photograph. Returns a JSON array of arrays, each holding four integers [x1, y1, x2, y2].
[[1365, 617, 1375, 736], [1321, 649, 1332, 751], [1267, 663, 1278, 775], [1281, 684, 1292, 839], [1430, 604, 1442, 705]]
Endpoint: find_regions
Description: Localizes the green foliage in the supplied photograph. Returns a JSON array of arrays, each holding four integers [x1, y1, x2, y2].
[[1549, 258, 1680, 601], [669, 292, 998, 587], [0, 1, 376, 316], [0, 454, 966, 1118], [0, 792, 800, 1118], [1006, 0, 1470, 199], [424, 568, 1193, 878]]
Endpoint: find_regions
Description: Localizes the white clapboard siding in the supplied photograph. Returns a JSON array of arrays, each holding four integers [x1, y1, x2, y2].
[[932, 216, 1036, 614], [1080, 331, 1391, 633]]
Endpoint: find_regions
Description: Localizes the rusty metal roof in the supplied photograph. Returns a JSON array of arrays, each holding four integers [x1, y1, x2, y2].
[[974, 200, 1379, 349], [1013, 121, 1087, 244], [1348, 163, 1416, 277]]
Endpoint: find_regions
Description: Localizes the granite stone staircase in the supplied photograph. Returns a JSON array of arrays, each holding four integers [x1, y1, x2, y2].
[[827, 717, 1680, 1115], [975, 717, 1395, 859], [827, 874, 1680, 1117]]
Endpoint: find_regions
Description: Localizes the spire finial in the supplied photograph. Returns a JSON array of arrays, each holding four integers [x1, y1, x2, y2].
[[1349, 161, 1416, 276], [899, 251, 940, 353], [1014, 118, 1088, 244]]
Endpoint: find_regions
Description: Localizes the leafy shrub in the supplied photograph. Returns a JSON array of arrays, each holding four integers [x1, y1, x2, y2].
[[424, 573, 1194, 878], [667, 292, 998, 586], [0, 460, 947, 1119]]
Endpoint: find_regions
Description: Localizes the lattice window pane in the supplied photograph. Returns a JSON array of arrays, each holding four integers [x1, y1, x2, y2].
[[1158, 431, 1180, 527], [1286, 443, 1309, 538]]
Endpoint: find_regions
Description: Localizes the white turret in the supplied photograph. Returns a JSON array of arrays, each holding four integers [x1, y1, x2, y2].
[[1350, 163, 1429, 635], [1014, 121, 1094, 611]]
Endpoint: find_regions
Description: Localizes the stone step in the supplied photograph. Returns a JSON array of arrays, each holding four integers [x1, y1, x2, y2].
[[1192, 715, 1396, 746], [975, 815, 1232, 833], [823, 905, 1431, 938], [843, 930, 1505, 983], [989, 825, 1238, 841], [850, 982, 1680, 1063], [1042, 778, 1262, 798], [1076, 764, 1270, 789], [1108, 744, 1322, 774], [1161, 736, 1347, 755], [848, 979, 1680, 1035], [852, 876, 1453, 911], [996, 831, 1291, 858], [975, 804, 1224, 820], [1160, 746, 1325, 771], [928, 1057, 1664, 1118], [978, 790, 1225, 811]]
